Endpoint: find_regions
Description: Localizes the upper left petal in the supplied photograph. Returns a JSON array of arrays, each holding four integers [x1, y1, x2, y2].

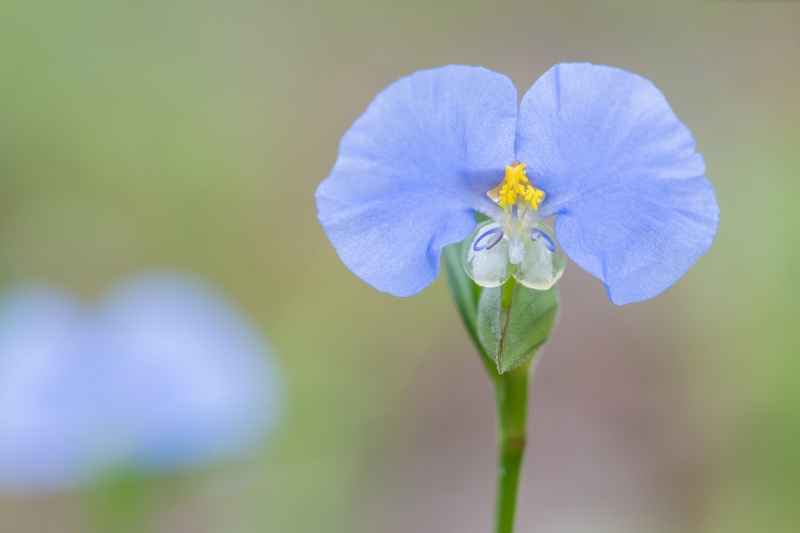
[[316, 65, 517, 297]]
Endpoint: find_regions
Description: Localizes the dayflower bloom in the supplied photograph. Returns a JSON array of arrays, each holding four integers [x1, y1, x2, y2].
[[316, 63, 719, 304], [0, 273, 282, 492]]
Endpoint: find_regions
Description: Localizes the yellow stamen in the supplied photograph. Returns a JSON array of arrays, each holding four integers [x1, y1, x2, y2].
[[490, 163, 545, 210]]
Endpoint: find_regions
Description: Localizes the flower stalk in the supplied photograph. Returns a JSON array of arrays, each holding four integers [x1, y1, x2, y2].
[[493, 359, 531, 533], [443, 243, 550, 533]]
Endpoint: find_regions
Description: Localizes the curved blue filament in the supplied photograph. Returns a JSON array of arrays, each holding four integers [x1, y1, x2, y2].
[[530, 229, 556, 252], [473, 227, 504, 251]]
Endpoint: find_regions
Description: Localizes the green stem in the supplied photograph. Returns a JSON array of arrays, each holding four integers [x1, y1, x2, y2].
[[84, 470, 157, 533], [493, 360, 531, 533]]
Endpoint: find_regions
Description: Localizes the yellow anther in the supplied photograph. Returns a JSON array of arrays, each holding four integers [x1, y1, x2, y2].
[[492, 163, 545, 210]]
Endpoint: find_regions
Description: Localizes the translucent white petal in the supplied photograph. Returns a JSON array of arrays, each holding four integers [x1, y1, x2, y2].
[[462, 221, 513, 288], [514, 224, 566, 290]]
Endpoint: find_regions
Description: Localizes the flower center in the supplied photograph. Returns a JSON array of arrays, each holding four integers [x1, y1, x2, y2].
[[489, 163, 545, 211], [486, 162, 548, 264], [461, 162, 566, 291]]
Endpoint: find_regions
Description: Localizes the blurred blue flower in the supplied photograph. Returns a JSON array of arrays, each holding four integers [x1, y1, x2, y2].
[[316, 63, 719, 304], [0, 273, 282, 492]]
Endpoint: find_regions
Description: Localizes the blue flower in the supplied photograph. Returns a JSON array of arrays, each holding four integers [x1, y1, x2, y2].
[[0, 273, 282, 492], [316, 63, 719, 304]]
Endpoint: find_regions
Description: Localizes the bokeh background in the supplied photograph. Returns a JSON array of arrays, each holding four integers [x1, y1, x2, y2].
[[1, 0, 799, 531]]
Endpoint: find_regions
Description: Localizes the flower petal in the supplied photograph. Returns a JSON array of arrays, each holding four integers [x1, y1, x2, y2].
[[0, 276, 282, 491], [317, 65, 517, 297], [0, 286, 93, 491], [516, 63, 719, 304], [102, 273, 281, 470]]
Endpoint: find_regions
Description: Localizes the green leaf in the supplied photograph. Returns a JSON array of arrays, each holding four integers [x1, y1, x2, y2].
[[477, 279, 559, 374], [443, 243, 480, 338], [443, 239, 559, 376], [442, 241, 494, 373]]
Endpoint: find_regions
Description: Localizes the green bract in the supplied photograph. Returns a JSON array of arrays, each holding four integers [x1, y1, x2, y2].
[[444, 241, 558, 374]]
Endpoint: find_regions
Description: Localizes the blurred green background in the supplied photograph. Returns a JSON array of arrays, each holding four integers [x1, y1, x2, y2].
[[0, 0, 798, 531]]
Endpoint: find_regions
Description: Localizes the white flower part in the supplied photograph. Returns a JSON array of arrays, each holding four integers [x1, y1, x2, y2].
[[462, 206, 566, 291], [461, 222, 511, 288], [516, 223, 566, 290], [508, 234, 525, 265]]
